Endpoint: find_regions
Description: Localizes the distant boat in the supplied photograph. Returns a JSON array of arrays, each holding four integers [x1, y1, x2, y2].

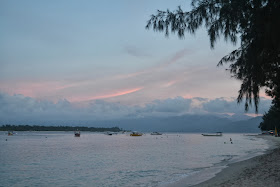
[[151, 132, 162, 135], [202, 132, 222, 136], [104, 132, 117, 135], [74, 130, 80, 137], [130, 131, 143, 136], [8, 131, 13, 136]]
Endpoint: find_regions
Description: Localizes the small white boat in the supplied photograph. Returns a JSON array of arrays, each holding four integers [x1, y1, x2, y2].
[[151, 132, 162, 135], [202, 132, 222, 136], [104, 132, 117, 135]]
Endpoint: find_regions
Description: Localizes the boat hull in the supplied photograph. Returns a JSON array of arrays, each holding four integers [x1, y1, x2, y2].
[[74, 131, 80, 137], [202, 134, 222, 136], [130, 134, 142, 136], [8, 131, 13, 136], [151, 132, 162, 135]]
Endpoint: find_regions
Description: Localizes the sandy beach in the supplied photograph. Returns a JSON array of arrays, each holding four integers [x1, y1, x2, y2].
[[168, 135, 280, 187]]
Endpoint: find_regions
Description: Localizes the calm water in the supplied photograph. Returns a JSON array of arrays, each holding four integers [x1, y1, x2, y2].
[[0, 132, 269, 187]]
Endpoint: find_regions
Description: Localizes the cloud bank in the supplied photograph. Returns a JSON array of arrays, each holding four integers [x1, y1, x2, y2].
[[0, 92, 271, 125]]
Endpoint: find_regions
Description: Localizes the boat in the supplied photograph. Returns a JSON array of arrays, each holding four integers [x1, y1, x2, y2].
[[8, 131, 13, 136], [74, 130, 80, 137], [130, 131, 143, 136], [262, 130, 275, 135], [202, 132, 222, 136], [104, 132, 117, 135], [151, 132, 162, 135]]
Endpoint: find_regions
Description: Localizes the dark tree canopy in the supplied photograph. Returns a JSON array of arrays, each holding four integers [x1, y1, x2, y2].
[[259, 104, 280, 131], [146, 0, 280, 112]]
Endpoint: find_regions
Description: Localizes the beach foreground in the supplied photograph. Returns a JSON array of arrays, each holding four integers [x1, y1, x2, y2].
[[167, 135, 280, 187]]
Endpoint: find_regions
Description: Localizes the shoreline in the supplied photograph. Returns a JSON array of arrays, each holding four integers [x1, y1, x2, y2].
[[165, 135, 280, 187]]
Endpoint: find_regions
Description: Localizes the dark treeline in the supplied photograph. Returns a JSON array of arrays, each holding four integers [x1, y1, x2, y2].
[[259, 103, 280, 131], [0, 125, 122, 132]]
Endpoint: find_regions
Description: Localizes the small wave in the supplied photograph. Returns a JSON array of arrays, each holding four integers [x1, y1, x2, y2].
[[157, 170, 200, 186]]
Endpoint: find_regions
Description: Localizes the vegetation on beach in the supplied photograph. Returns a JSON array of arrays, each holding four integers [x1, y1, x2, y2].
[[259, 104, 280, 131], [0, 125, 122, 132]]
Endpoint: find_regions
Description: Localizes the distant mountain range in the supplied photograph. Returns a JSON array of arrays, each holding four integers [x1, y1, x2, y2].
[[113, 115, 263, 133], [0, 114, 263, 133]]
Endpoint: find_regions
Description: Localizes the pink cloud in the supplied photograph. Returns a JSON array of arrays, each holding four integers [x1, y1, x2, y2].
[[0, 79, 145, 103], [245, 113, 263, 117], [183, 94, 193, 99], [68, 87, 144, 102], [162, 80, 178, 88], [259, 92, 271, 99], [0, 80, 78, 98]]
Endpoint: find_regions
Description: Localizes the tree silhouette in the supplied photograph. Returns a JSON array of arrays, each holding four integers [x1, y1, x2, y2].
[[259, 104, 280, 131], [146, 0, 280, 112]]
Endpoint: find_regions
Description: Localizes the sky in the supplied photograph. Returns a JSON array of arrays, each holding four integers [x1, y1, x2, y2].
[[0, 0, 272, 122]]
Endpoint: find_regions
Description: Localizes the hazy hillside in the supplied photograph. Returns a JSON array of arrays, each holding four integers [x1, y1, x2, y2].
[[224, 116, 263, 133], [113, 115, 263, 133], [0, 115, 263, 133]]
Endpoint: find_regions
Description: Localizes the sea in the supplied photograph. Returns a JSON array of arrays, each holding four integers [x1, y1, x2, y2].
[[0, 132, 270, 187]]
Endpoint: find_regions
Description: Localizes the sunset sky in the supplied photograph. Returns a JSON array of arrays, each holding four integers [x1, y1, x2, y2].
[[0, 0, 271, 121]]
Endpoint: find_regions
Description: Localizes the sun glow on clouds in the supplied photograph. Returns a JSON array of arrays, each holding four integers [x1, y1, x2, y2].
[[162, 80, 178, 88], [245, 113, 263, 117], [68, 87, 144, 102], [183, 94, 193, 99], [0, 80, 143, 103], [0, 47, 256, 106]]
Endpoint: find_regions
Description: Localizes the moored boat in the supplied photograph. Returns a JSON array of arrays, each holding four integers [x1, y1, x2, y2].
[[130, 131, 143, 136], [8, 131, 13, 136], [105, 132, 117, 135], [151, 132, 162, 135], [74, 130, 80, 137], [202, 132, 222, 136]]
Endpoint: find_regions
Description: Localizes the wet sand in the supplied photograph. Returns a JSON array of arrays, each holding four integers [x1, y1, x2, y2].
[[168, 135, 280, 187], [194, 135, 280, 187]]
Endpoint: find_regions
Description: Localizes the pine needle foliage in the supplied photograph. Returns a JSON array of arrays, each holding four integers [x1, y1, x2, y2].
[[146, 0, 280, 112]]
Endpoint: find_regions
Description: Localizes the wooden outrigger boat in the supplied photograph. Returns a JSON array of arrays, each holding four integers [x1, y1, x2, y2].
[[130, 131, 143, 136]]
